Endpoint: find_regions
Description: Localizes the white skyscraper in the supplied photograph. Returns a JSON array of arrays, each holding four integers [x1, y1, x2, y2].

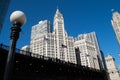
[[111, 11, 120, 46], [75, 33, 100, 69], [53, 9, 66, 60], [30, 9, 76, 63], [105, 54, 120, 80], [53, 9, 76, 63], [31, 20, 52, 39], [30, 20, 53, 56]]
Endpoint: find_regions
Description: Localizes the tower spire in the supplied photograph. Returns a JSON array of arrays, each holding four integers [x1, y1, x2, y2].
[[57, 6, 59, 10], [56, 7, 59, 13]]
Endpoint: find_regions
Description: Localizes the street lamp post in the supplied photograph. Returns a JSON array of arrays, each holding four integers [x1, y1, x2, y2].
[[3, 11, 26, 80]]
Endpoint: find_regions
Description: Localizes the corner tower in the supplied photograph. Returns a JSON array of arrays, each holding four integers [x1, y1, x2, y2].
[[53, 8, 68, 60]]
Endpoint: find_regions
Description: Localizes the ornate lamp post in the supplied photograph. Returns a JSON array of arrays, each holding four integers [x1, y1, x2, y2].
[[3, 11, 26, 80]]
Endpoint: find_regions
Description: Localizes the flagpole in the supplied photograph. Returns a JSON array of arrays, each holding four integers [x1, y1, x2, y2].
[[43, 36, 45, 56], [61, 46, 63, 60], [93, 57, 96, 69]]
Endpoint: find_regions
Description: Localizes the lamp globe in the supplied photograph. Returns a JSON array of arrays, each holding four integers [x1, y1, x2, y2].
[[10, 10, 26, 26]]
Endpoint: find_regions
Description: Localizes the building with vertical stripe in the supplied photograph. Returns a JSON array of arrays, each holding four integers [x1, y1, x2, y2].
[[111, 11, 120, 46], [0, 0, 10, 32]]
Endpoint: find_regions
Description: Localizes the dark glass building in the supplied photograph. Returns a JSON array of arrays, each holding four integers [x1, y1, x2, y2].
[[0, 0, 10, 33]]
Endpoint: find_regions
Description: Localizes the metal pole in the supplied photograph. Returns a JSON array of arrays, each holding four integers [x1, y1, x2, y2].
[[3, 23, 21, 80]]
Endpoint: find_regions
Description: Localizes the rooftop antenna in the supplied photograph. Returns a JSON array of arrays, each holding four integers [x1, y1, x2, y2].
[[57, 5, 60, 9], [56, 6, 59, 12]]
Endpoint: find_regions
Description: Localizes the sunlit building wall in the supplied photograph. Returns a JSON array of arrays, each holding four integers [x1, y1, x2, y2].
[[31, 20, 52, 39], [30, 20, 53, 56], [87, 32, 106, 70], [30, 33, 56, 58], [53, 9, 76, 63], [75, 34, 100, 69]]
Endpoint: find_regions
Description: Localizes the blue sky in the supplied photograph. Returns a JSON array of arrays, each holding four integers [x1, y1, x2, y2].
[[0, 0, 120, 68]]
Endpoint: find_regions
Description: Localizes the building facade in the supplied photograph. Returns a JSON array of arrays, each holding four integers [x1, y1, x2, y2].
[[75, 33, 100, 69], [105, 54, 120, 80], [111, 12, 120, 46], [30, 9, 76, 63], [0, 0, 10, 32], [53, 9, 76, 63], [31, 33, 56, 58], [87, 32, 106, 70], [30, 20, 53, 56], [31, 20, 52, 39]]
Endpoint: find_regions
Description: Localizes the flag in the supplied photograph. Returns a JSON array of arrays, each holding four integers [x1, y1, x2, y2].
[[44, 37, 50, 42], [61, 44, 67, 48]]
